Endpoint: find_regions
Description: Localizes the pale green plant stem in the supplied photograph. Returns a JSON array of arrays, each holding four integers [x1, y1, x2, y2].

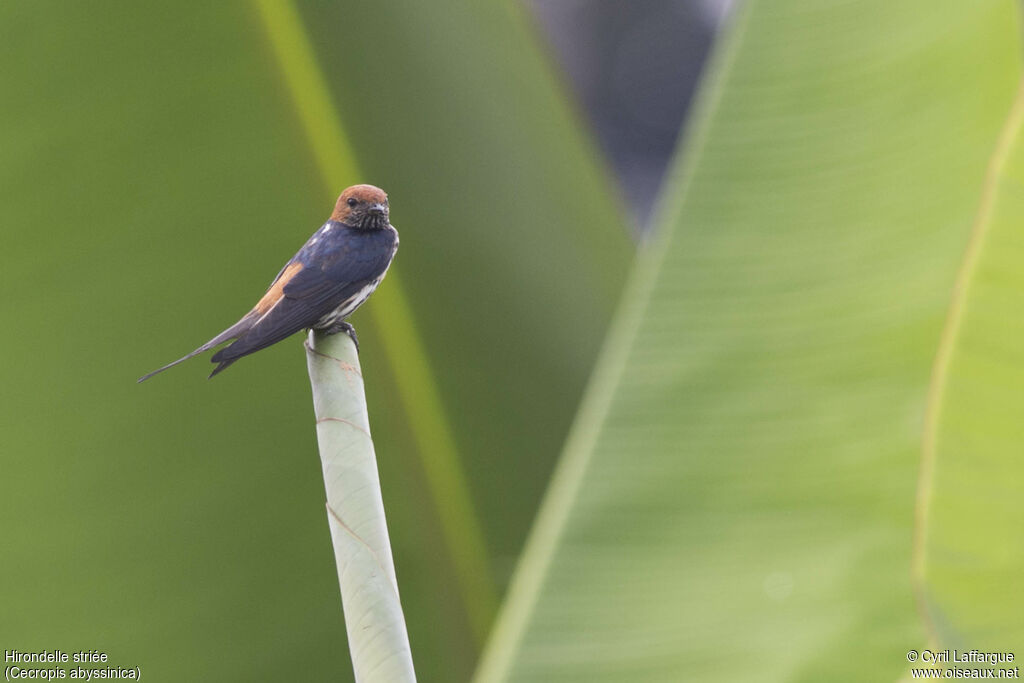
[[306, 330, 416, 682]]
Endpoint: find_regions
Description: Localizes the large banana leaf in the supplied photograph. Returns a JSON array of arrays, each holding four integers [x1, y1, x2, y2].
[[0, 2, 628, 681], [477, 2, 1022, 681]]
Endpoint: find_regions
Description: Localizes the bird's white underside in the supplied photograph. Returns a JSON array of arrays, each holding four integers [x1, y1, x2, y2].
[[315, 231, 397, 329], [315, 277, 383, 329]]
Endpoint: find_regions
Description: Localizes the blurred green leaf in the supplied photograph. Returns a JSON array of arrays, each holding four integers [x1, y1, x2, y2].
[[295, 0, 632, 577], [256, 0, 636, 669], [917, 76, 1024, 647], [289, 0, 634, 670], [476, 2, 1022, 681], [252, 0, 495, 645]]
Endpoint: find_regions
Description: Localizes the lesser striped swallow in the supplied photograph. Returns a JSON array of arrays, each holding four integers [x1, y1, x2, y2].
[[138, 184, 398, 382]]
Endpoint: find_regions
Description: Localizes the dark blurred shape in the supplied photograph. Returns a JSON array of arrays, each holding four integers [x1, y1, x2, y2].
[[530, 0, 732, 228]]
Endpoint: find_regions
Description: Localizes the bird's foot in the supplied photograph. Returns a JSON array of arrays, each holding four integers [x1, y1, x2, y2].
[[323, 321, 359, 352]]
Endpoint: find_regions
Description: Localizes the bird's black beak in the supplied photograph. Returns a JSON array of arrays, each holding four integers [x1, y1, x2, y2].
[[369, 204, 386, 216]]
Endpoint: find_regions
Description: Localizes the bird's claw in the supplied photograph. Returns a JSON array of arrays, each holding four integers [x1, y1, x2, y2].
[[324, 321, 359, 352]]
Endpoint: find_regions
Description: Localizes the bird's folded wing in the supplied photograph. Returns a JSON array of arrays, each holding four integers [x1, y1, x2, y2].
[[213, 234, 395, 363]]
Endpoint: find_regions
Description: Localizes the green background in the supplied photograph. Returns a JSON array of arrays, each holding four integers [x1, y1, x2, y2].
[[4, 2, 1022, 682], [1, 2, 627, 681]]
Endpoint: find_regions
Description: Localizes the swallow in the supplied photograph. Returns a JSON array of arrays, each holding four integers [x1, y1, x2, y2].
[[138, 184, 398, 382]]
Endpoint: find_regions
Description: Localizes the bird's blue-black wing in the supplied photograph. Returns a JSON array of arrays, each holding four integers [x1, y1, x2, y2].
[[210, 226, 396, 366]]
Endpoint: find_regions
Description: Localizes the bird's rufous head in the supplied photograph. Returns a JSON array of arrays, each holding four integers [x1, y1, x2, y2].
[[331, 184, 390, 230]]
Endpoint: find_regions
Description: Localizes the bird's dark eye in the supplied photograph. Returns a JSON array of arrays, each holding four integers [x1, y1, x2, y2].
[[347, 197, 358, 207]]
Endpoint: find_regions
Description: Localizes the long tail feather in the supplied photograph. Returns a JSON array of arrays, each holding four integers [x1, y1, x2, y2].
[[137, 315, 254, 382]]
